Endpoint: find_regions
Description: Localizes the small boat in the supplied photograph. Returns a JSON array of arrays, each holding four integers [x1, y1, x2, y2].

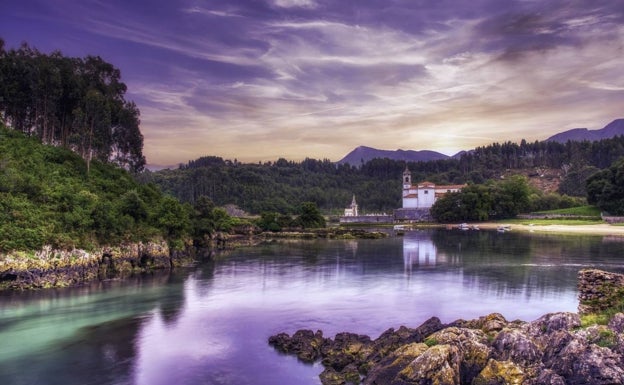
[[458, 223, 470, 230], [497, 225, 511, 232], [393, 224, 409, 235], [471, 225, 479, 230]]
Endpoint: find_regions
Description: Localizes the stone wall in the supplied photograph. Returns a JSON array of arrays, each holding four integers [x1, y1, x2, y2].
[[339, 215, 393, 224], [578, 269, 624, 314], [393, 208, 433, 222]]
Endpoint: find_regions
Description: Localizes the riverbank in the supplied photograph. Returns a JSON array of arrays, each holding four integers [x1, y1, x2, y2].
[[0, 229, 389, 291]]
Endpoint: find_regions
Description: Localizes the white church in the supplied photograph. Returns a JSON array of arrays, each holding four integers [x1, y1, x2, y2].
[[401, 167, 464, 209]]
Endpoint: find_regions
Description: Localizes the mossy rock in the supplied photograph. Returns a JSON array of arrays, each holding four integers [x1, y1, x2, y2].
[[473, 359, 525, 385]]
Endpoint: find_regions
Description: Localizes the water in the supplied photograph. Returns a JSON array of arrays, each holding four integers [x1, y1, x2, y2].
[[1, 229, 623, 384]]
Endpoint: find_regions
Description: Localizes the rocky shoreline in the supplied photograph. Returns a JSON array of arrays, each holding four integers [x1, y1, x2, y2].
[[0, 229, 387, 291], [270, 312, 624, 385], [269, 269, 624, 385], [0, 241, 185, 290]]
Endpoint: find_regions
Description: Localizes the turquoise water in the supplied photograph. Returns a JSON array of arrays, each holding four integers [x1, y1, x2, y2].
[[1, 230, 622, 384]]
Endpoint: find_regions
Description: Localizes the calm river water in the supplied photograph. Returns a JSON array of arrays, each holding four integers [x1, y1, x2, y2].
[[1, 229, 623, 385]]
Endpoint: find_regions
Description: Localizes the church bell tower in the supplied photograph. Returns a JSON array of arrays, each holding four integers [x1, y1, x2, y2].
[[403, 166, 412, 191]]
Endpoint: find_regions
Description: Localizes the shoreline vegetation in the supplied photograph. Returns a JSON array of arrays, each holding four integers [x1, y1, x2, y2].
[[0, 228, 388, 291], [2, 222, 623, 291]]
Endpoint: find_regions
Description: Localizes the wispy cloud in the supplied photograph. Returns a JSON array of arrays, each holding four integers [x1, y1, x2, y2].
[[3, 0, 622, 164]]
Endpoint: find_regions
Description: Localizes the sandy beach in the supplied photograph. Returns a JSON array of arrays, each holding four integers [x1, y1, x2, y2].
[[473, 222, 624, 236]]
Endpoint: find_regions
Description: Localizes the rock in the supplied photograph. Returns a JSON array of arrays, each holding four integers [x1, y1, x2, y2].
[[472, 359, 525, 385], [526, 369, 566, 385], [549, 337, 624, 384], [448, 312, 509, 333], [320, 364, 361, 385], [321, 332, 373, 371], [482, 313, 509, 333], [608, 312, 624, 333], [427, 327, 491, 383], [268, 329, 328, 363], [525, 312, 580, 338], [362, 343, 429, 385], [397, 344, 461, 385], [370, 317, 444, 361], [492, 329, 542, 367], [268, 310, 624, 385]]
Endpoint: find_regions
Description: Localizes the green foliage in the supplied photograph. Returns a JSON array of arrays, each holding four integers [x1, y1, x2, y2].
[[257, 212, 283, 232], [0, 125, 195, 252], [586, 158, 624, 215], [431, 176, 533, 222], [295, 202, 326, 229]]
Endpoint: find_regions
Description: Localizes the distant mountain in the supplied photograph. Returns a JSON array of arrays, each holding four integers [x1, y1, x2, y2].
[[547, 119, 624, 143], [337, 145, 450, 166]]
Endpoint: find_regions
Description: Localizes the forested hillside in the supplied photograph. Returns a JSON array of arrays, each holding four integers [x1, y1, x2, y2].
[[0, 40, 145, 172], [0, 124, 190, 252], [147, 136, 624, 215]]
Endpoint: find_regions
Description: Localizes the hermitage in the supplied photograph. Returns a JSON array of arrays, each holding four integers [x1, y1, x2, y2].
[[401, 167, 464, 209]]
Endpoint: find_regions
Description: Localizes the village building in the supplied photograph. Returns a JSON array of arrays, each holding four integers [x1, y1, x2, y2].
[[401, 167, 464, 209], [395, 167, 465, 221]]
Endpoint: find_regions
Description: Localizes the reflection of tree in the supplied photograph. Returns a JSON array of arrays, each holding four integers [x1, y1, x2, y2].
[[0, 273, 187, 385], [430, 229, 623, 298], [158, 272, 190, 325]]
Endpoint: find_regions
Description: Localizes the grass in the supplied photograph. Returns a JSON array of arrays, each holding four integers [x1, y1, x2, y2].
[[500, 218, 604, 226], [580, 313, 610, 327], [534, 205, 601, 217]]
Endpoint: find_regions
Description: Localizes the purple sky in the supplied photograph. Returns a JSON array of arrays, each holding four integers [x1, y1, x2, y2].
[[1, 0, 623, 166]]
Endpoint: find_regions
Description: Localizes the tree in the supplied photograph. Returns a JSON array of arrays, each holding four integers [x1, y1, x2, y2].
[[295, 202, 326, 228], [0, 43, 145, 171], [586, 158, 624, 215]]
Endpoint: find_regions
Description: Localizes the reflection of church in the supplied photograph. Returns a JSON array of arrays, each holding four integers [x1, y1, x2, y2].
[[403, 231, 446, 269]]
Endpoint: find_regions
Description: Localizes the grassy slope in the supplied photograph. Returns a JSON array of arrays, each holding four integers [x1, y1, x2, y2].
[[0, 125, 163, 252]]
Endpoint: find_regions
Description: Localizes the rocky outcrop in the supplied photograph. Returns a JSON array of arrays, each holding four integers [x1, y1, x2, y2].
[[269, 311, 624, 385], [578, 269, 624, 315], [0, 241, 197, 290]]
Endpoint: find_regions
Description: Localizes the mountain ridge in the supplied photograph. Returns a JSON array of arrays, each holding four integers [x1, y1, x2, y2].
[[336, 119, 624, 166], [546, 119, 624, 143], [336, 145, 452, 166]]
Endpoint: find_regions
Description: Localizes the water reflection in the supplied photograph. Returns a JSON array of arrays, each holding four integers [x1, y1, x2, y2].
[[403, 231, 442, 269], [1, 230, 622, 385]]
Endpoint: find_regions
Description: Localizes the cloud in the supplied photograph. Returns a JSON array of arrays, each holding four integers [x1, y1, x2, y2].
[[5, 0, 622, 164], [272, 0, 317, 9]]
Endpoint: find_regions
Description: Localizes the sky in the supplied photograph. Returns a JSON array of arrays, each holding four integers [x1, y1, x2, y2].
[[1, 0, 623, 167]]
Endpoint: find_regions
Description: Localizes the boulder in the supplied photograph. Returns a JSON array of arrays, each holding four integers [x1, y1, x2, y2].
[[549, 337, 624, 384], [362, 343, 429, 385], [268, 329, 329, 363], [525, 312, 581, 337], [427, 327, 491, 383], [397, 344, 461, 385], [608, 312, 624, 333], [492, 328, 542, 367], [472, 359, 525, 385]]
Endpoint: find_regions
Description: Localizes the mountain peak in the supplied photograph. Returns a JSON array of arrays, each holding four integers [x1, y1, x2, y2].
[[547, 119, 624, 143], [337, 146, 449, 166]]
